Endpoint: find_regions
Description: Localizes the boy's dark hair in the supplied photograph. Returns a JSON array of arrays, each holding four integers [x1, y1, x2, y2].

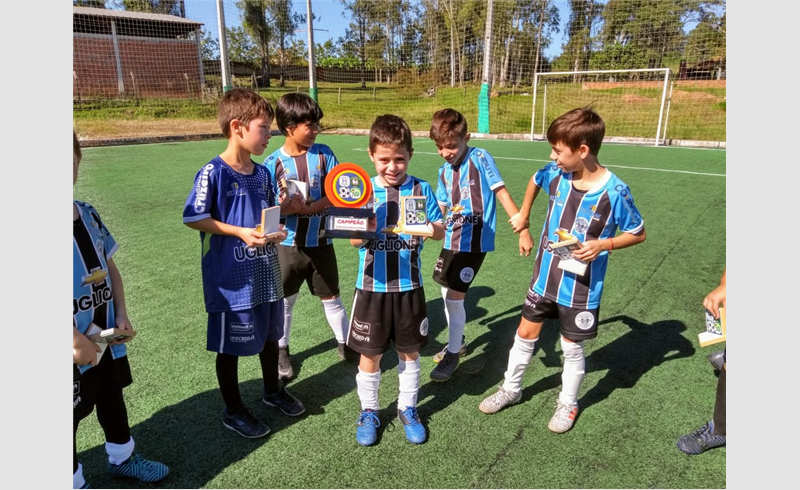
[[275, 93, 324, 135], [73, 131, 82, 159], [546, 107, 605, 156], [218, 88, 274, 138], [369, 114, 413, 153], [430, 108, 468, 143]]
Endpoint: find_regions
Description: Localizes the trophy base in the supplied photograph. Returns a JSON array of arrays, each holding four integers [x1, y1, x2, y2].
[[321, 207, 379, 240]]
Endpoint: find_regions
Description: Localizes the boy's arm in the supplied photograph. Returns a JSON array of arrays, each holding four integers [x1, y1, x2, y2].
[[302, 195, 332, 215], [572, 228, 646, 263], [106, 258, 134, 341], [509, 178, 540, 233], [185, 217, 286, 247], [703, 268, 726, 318], [495, 186, 522, 228]]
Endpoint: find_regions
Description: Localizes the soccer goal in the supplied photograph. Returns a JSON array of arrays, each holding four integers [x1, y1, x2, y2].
[[530, 68, 671, 147]]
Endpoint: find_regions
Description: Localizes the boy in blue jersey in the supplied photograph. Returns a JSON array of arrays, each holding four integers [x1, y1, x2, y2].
[[73, 132, 169, 488], [348, 115, 445, 446], [478, 107, 646, 434], [264, 93, 353, 382], [428, 108, 533, 382], [183, 88, 305, 440]]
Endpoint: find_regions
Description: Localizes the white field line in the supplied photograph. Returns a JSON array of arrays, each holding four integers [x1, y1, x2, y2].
[[351, 148, 726, 177]]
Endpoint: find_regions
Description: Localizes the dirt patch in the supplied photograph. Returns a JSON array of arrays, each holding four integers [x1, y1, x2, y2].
[[74, 118, 221, 141], [671, 90, 723, 102], [622, 94, 651, 104]]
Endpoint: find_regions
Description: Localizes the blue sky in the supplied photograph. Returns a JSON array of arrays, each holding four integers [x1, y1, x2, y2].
[[184, 0, 569, 60]]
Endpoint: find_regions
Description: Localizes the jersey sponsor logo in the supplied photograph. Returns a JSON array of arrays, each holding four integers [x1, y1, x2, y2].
[[459, 267, 475, 283], [446, 214, 481, 226], [193, 163, 215, 213], [230, 322, 254, 334], [73, 284, 113, 315], [226, 182, 246, 197], [575, 311, 595, 330], [352, 317, 371, 335], [233, 242, 278, 262], [230, 334, 255, 343], [419, 317, 429, 336], [366, 238, 419, 251], [82, 268, 108, 286]]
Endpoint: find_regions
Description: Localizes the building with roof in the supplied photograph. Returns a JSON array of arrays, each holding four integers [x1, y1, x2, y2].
[[73, 6, 205, 99]]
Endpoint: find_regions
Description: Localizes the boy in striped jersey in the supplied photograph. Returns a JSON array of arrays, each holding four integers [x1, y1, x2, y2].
[[479, 107, 646, 434], [429, 108, 534, 382], [264, 93, 353, 382], [348, 115, 445, 446], [73, 132, 169, 487]]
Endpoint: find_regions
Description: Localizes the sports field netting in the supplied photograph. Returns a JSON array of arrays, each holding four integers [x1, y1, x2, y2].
[[74, 135, 725, 489]]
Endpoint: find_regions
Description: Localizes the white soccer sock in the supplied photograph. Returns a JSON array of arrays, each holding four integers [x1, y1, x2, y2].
[[441, 287, 450, 324], [279, 293, 299, 348], [73, 463, 85, 489], [322, 297, 348, 344], [559, 337, 585, 406], [397, 358, 421, 411], [502, 334, 537, 394], [356, 368, 381, 411], [444, 298, 466, 353], [105, 436, 134, 465]]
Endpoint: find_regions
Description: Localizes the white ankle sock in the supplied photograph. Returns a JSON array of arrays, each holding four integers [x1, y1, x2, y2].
[[502, 334, 537, 393], [105, 436, 134, 465], [444, 298, 466, 353], [559, 337, 585, 406], [356, 368, 381, 411], [397, 358, 421, 411], [73, 463, 85, 489], [279, 293, 299, 348], [322, 297, 348, 343]]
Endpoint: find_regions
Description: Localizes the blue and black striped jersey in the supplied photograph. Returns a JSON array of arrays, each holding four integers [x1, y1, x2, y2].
[[530, 163, 645, 309], [356, 175, 444, 293], [183, 156, 283, 312], [435, 147, 504, 252], [263, 143, 339, 247], [73, 200, 125, 374]]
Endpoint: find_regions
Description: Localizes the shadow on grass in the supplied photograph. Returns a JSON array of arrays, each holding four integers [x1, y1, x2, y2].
[[519, 314, 695, 421], [78, 338, 360, 489]]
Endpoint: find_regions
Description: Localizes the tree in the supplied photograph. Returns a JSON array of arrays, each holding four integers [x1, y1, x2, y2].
[[197, 28, 220, 61], [227, 26, 259, 66], [341, 0, 378, 88], [561, 0, 603, 79], [121, 0, 184, 16], [267, 0, 298, 87], [74, 0, 107, 8], [239, 0, 273, 87]]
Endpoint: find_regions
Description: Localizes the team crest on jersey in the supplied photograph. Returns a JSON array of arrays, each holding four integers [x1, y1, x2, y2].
[[73, 380, 80, 397], [419, 317, 429, 336], [574, 217, 589, 234], [460, 187, 470, 201], [575, 311, 595, 330], [94, 239, 105, 258], [310, 176, 320, 190]]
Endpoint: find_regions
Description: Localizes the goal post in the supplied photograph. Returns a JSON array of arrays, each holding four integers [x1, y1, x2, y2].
[[530, 68, 671, 147]]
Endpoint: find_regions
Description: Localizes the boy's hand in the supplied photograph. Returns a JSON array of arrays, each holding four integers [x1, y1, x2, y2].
[[110, 315, 135, 345], [266, 225, 288, 243], [509, 213, 530, 234], [73, 330, 101, 366], [519, 230, 534, 256], [573, 240, 605, 262], [703, 284, 726, 319], [240, 227, 269, 248], [280, 193, 305, 215]]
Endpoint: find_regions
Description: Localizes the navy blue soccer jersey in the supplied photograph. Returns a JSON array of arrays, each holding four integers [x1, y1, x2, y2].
[[530, 163, 645, 309], [263, 143, 339, 247], [183, 157, 283, 312], [356, 175, 444, 293], [435, 147, 504, 253], [73, 200, 125, 374]]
